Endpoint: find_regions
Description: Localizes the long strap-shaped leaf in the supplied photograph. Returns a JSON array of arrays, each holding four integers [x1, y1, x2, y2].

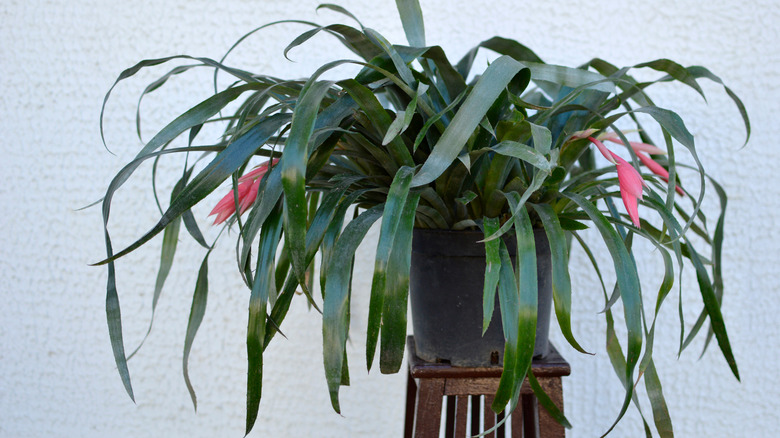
[[101, 55, 263, 149], [562, 191, 642, 434], [491, 141, 553, 172], [379, 190, 421, 374], [338, 79, 415, 167], [98, 121, 287, 405], [104, 237, 133, 401], [482, 217, 502, 334], [531, 203, 589, 354], [240, 95, 358, 271], [245, 204, 284, 435], [322, 205, 384, 413], [280, 80, 335, 291], [183, 250, 211, 411], [492, 241, 520, 408], [492, 197, 537, 413], [127, 172, 188, 360], [96, 114, 290, 266], [411, 55, 525, 187], [686, 243, 740, 380], [366, 166, 414, 371], [395, 0, 426, 47]]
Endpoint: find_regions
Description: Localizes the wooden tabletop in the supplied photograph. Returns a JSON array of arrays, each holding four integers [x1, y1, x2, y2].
[[407, 336, 571, 379]]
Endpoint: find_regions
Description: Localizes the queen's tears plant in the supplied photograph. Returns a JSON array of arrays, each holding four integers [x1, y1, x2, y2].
[[94, 1, 749, 435]]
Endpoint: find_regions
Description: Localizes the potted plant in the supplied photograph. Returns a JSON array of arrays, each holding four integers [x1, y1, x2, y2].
[[94, 0, 749, 435]]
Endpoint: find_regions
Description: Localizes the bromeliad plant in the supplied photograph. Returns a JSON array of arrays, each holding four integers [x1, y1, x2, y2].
[[95, 0, 749, 435]]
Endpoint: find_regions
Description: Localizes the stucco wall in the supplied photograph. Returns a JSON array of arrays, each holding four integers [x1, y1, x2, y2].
[[2, 0, 779, 436]]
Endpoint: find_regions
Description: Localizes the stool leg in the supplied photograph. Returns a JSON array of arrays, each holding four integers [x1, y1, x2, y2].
[[414, 378, 445, 438], [404, 371, 418, 438], [537, 377, 565, 438]]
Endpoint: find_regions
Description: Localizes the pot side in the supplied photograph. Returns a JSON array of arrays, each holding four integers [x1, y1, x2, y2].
[[409, 228, 552, 367]]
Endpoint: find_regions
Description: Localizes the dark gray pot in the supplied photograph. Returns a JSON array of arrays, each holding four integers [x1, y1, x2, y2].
[[409, 227, 552, 367]]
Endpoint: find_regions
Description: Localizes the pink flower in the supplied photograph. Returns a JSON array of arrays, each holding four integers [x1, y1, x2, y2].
[[601, 134, 684, 196], [209, 159, 278, 225], [588, 137, 645, 228]]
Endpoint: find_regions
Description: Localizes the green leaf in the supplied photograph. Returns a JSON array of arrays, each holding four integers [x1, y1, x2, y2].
[[456, 36, 543, 77], [482, 217, 501, 335], [363, 28, 417, 86], [531, 203, 589, 354], [382, 83, 427, 145], [492, 198, 537, 415], [394, 0, 426, 47], [105, 250, 134, 401], [101, 55, 260, 150], [183, 251, 211, 411], [686, 243, 739, 380], [96, 114, 289, 266], [644, 359, 674, 438], [367, 166, 414, 371], [491, 141, 552, 171], [379, 191, 420, 374], [634, 58, 705, 99], [528, 121, 552, 154], [323, 205, 384, 413], [281, 80, 335, 292], [486, 170, 549, 242], [412, 88, 466, 152], [412, 56, 526, 187], [240, 165, 284, 270], [527, 62, 615, 94], [528, 371, 572, 429], [492, 241, 520, 408], [246, 204, 284, 435], [339, 79, 415, 167], [128, 171, 187, 359], [562, 191, 642, 433], [241, 95, 358, 271], [685, 65, 750, 146]]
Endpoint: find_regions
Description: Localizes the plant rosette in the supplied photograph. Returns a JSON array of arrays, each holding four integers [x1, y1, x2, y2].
[[94, 0, 750, 435]]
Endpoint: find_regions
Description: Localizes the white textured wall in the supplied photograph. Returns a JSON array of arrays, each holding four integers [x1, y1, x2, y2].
[[2, 0, 779, 436]]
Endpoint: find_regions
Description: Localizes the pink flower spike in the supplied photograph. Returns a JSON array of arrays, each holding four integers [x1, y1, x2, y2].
[[613, 155, 645, 199], [613, 154, 645, 227], [635, 152, 685, 196], [628, 141, 667, 156], [209, 179, 253, 225], [620, 184, 641, 228], [208, 158, 278, 225], [600, 133, 667, 155], [238, 158, 278, 183], [587, 137, 617, 164]]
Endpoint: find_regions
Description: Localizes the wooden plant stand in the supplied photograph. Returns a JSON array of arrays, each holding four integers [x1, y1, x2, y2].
[[403, 336, 570, 438]]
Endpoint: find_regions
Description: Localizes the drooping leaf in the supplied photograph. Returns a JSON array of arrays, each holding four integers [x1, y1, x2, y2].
[[394, 0, 426, 47], [245, 204, 283, 434], [322, 205, 384, 412], [367, 166, 414, 371], [563, 191, 642, 433], [379, 191, 420, 373], [183, 251, 211, 411], [281, 80, 336, 291], [531, 203, 589, 354], [96, 114, 290, 266], [482, 217, 501, 335], [412, 56, 526, 187]]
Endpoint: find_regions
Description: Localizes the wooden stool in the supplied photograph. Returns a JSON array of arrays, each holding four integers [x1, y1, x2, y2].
[[403, 336, 570, 438]]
